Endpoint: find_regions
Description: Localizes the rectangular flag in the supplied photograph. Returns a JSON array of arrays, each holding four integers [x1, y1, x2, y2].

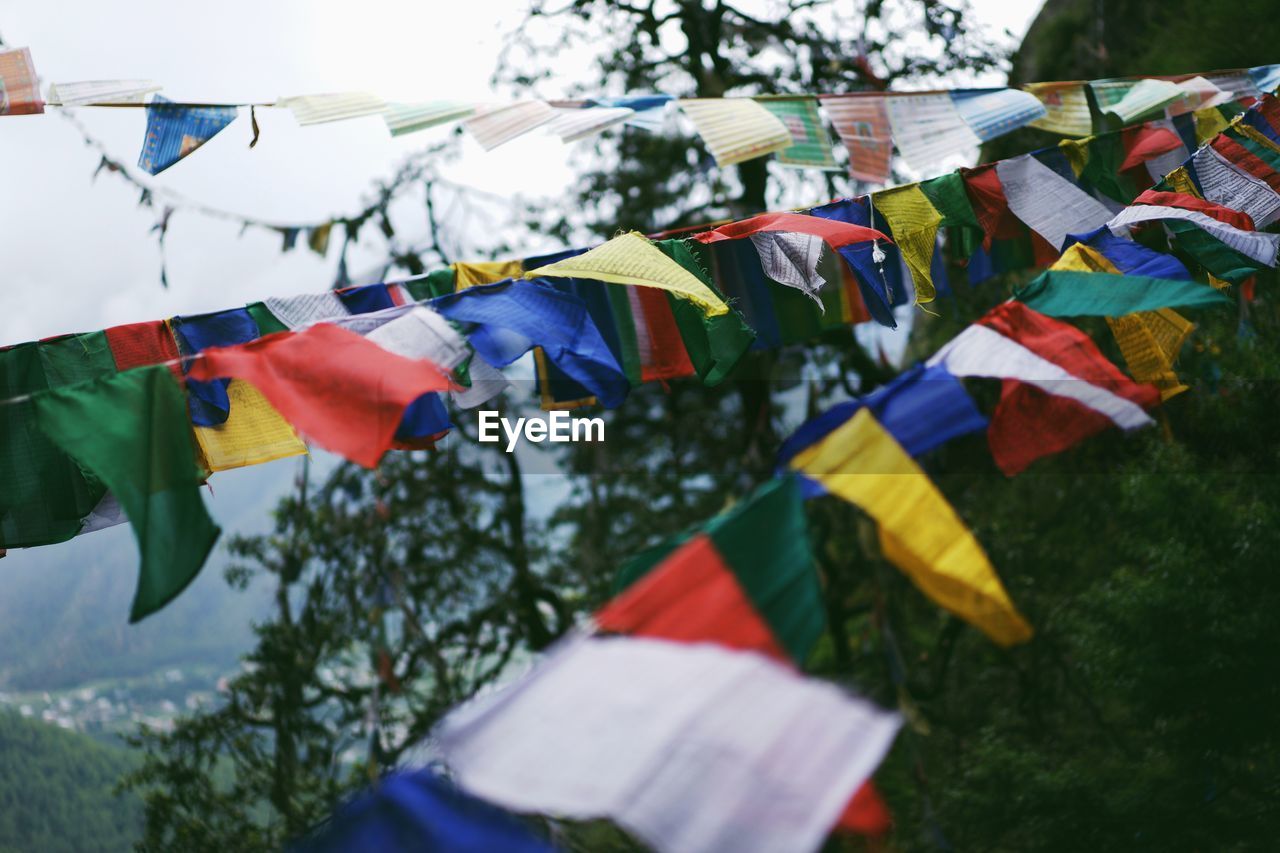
[[755, 96, 839, 169], [677, 98, 793, 167], [435, 633, 901, 853], [0, 47, 42, 115], [820, 94, 894, 183]]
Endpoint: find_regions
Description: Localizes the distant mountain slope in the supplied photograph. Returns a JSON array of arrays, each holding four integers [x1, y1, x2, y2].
[[0, 457, 307, 691], [0, 711, 141, 852]]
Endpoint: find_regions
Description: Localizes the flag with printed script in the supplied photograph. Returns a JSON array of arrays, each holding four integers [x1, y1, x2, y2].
[[527, 231, 730, 316], [296, 770, 556, 853], [463, 101, 557, 150], [695, 212, 890, 311], [600, 474, 894, 839], [755, 96, 838, 169], [434, 632, 901, 853], [187, 324, 452, 468], [382, 100, 476, 136], [819, 94, 893, 183], [789, 407, 1032, 646], [138, 96, 237, 175], [32, 366, 220, 623], [0, 47, 42, 115], [927, 302, 1159, 476], [995, 154, 1114, 251], [282, 92, 387, 125], [48, 79, 161, 105], [677, 98, 793, 167], [871, 185, 943, 304]]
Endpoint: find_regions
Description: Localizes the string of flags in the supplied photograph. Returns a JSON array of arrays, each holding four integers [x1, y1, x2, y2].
[[4, 90, 1278, 629], [3, 42, 1278, 183], [5, 53, 1280, 851]]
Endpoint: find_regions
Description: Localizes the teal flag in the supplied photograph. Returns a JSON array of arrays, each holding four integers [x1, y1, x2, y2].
[[1015, 270, 1232, 317], [33, 366, 220, 622]]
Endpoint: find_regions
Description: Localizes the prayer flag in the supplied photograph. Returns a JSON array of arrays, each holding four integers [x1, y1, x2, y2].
[[677, 98, 793, 167], [790, 407, 1032, 646], [463, 101, 557, 150], [0, 47, 42, 115], [1014, 270, 1232, 317], [755, 96, 839, 169], [927, 302, 1159, 475], [32, 366, 220, 622], [282, 92, 386, 125], [138, 97, 237, 175], [187, 324, 452, 468], [434, 632, 901, 853], [382, 100, 475, 136], [819, 94, 893, 183]]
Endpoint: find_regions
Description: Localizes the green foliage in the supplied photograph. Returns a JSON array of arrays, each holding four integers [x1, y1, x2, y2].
[[0, 711, 142, 852]]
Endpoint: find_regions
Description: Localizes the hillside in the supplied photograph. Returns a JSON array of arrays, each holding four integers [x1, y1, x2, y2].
[[0, 711, 141, 852]]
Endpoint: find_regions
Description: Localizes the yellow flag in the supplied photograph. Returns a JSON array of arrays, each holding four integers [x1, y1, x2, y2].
[[1194, 106, 1229, 145], [791, 408, 1033, 647], [194, 379, 308, 472], [1058, 137, 1089, 177], [1051, 243, 1192, 399], [872, 185, 942, 305], [525, 232, 729, 316], [1163, 165, 1201, 198], [453, 260, 524, 291], [1236, 123, 1280, 156], [676, 98, 793, 167]]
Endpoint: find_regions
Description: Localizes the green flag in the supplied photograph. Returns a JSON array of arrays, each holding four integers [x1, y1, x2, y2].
[[756, 96, 839, 170], [33, 366, 220, 622], [657, 239, 756, 386], [1015, 270, 1232, 317], [612, 475, 824, 664]]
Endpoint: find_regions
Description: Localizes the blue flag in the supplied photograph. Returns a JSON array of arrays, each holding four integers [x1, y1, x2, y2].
[[294, 770, 557, 853], [138, 97, 237, 175]]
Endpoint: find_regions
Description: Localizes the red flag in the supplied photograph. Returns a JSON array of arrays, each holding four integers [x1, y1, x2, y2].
[[188, 323, 452, 467], [1211, 136, 1280, 192], [694, 211, 888, 249], [105, 320, 183, 380], [1120, 125, 1183, 171], [961, 165, 1024, 249], [1134, 190, 1257, 230]]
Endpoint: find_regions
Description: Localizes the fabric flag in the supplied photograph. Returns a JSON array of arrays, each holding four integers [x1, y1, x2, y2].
[[172, 309, 261, 426], [365, 306, 508, 410], [600, 475, 893, 838], [595, 93, 672, 132], [819, 94, 894, 183], [454, 260, 524, 290], [434, 632, 901, 853], [1251, 64, 1280, 96], [950, 88, 1047, 140], [1, 341, 113, 549], [696, 212, 890, 311], [995, 154, 1114, 251], [193, 379, 309, 473], [808, 197, 908, 328], [755, 96, 839, 169], [382, 100, 476, 136], [104, 320, 182, 379], [527, 231, 729, 317], [296, 770, 556, 853], [48, 79, 160, 105], [32, 366, 220, 623], [677, 98, 793, 167], [885, 93, 982, 175], [871, 185, 942, 304], [1095, 78, 1186, 128], [432, 279, 629, 409], [1107, 203, 1280, 267], [188, 324, 452, 468], [263, 292, 350, 330], [282, 92, 387, 125], [545, 105, 635, 142], [1052, 238, 1194, 399], [1015, 270, 1232, 317], [777, 363, 987, 499], [1025, 81, 1093, 137], [463, 101, 557, 151], [789, 407, 1032, 646], [604, 476, 824, 664], [0, 47, 42, 115], [137, 97, 237, 175], [1191, 144, 1280, 228], [927, 302, 1159, 475]]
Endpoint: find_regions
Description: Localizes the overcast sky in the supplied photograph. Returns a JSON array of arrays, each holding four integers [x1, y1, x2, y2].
[[0, 0, 1042, 568]]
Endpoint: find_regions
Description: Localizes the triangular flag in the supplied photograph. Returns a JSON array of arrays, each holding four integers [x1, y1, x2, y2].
[[137, 97, 237, 175], [526, 232, 730, 316], [791, 407, 1032, 646]]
